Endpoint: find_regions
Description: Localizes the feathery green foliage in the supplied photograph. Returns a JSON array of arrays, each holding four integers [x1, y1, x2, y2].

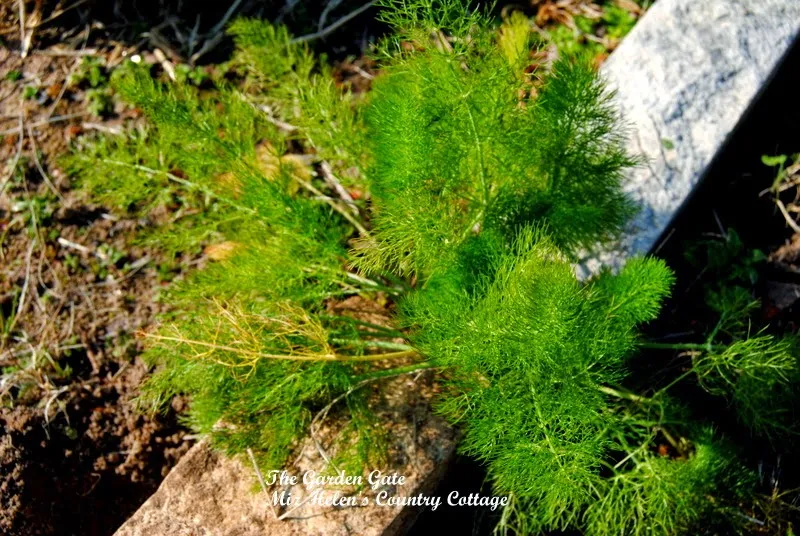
[[675, 228, 800, 440], [693, 335, 800, 438], [66, 2, 791, 534], [360, 2, 635, 276], [409, 231, 717, 533]]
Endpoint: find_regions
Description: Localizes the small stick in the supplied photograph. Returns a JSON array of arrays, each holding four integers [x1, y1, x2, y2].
[[350, 64, 374, 80], [18, 0, 27, 58], [26, 125, 64, 201], [0, 112, 89, 136], [207, 0, 244, 40], [37, 0, 92, 26], [82, 122, 123, 135], [277, 0, 301, 23], [58, 236, 111, 262], [246, 448, 279, 520], [20, 0, 42, 58], [262, 109, 298, 132], [32, 48, 97, 57], [56, 237, 91, 255], [153, 48, 176, 81], [1, 112, 24, 195], [190, 0, 244, 64], [187, 14, 201, 58], [319, 0, 345, 33], [776, 199, 800, 234], [292, 1, 375, 44], [320, 161, 358, 214]]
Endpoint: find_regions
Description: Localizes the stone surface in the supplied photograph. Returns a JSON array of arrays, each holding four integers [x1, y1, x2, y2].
[[114, 372, 456, 536], [580, 0, 800, 277]]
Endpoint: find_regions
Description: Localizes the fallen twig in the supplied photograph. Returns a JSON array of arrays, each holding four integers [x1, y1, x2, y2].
[[776, 199, 800, 234], [32, 48, 98, 57], [153, 48, 176, 81], [292, 1, 375, 44], [277, 0, 302, 23], [82, 122, 124, 135], [0, 112, 89, 136], [0, 112, 24, 195], [57, 237, 91, 255], [27, 125, 65, 201], [319, 0, 345, 33], [17, 0, 27, 58], [38, 0, 92, 26], [319, 161, 358, 215], [20, 0, 43, 58], [246, 448, 279, 520], [189, 0, 244, 64]]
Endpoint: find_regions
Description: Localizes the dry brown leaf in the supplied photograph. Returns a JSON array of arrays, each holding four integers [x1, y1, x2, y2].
[[532, 0, 602, 28], [615, 0, 643, 16], [215, 171, 243, 198], [255, 141, 311, 195], [255, 141, 281, 179], [204, 241, 240, 261], [279, 154, 312, 182]]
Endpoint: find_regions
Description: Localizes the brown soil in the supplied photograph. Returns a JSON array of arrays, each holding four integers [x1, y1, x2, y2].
[[0, 10, 194, 536]]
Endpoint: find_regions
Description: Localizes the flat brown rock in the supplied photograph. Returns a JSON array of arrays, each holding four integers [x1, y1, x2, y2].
[[115, 372, 456, 536]]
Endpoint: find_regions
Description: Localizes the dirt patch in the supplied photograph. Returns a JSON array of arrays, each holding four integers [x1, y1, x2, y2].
[[0, 369, 190, 535], [0, 12, 194, 536]]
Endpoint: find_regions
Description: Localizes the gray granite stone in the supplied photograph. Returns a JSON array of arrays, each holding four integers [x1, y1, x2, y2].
[[579, 0, 800, 277]]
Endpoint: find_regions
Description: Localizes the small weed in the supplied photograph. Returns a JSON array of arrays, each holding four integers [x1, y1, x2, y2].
[[6, 70, 22, 82], [85, 88, 113, 117], [65, 3, 792, 535], [69, 56, 108, 88], [156, 261, 177, 283], [685, 228, 766, 287], [174, 64, 210, 86], [762, 153, 800, 229], [64, 253, 81, 273], [97, 244, 124, 266], [602, 5, 638, 39]]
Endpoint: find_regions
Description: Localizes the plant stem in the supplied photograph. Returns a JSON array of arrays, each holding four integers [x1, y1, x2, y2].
[[353, 361, 441, 382], [639, 341, 719, 352], [102, 159, 256, 215], [143, 332, 420, 362], [330, 338, 414, 351], [355, 349, 420, 361], [598, 385, 651, 403]]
